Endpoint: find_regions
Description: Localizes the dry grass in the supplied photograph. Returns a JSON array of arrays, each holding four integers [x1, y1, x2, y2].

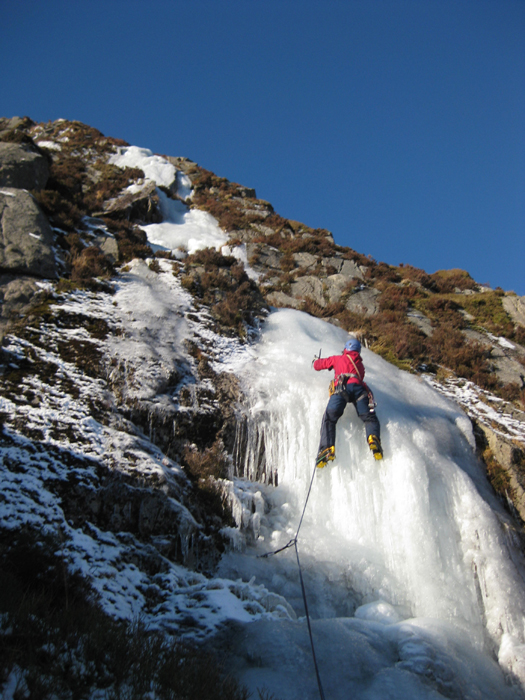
[[182, 248, 267, 336]]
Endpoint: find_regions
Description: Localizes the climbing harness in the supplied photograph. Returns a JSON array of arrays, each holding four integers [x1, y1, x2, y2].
[[346, 354, 377, 412], [329, 372, 354, 396], [258, 462, 327, 700]]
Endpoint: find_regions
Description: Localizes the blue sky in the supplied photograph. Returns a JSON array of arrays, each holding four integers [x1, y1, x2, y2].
[[2, 0, 524, 294]]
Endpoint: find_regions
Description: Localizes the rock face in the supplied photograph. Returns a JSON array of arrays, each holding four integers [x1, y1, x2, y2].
[[290, 275, 325, 305], [0, 274, 39, 316], [0, 142, 49, 191], [102, 180, 161, 222], [463, 328, 525, 387], [503, 295, 525, 328], [407, 310, 434, 336], [344, 287, 381, 316], [474, 421, 525, 522], [0, 188, 57, 278]]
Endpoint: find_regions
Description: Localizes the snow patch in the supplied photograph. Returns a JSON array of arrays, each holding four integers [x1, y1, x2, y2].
[[141, 189, 227, 255], [35, 140, 62, 151], [109, 145, 176, 188]]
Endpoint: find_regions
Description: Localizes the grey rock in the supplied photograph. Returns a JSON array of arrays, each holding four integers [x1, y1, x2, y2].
[[503, 295, 525, 328], [321, 257, 365, 280], [246, 244, 282, 271], [344, 287, 381, 316], [324, 274, 352, 303], [265, 290, 302, 309], [0, 274, 40, 340], [462, 329, 488, 345], [0, 117, 26, 134], [165, 155, 197, 174], [0, 188, 57, 278], [323, 256, 344, 273], [340, 259, 365, 280], [491, 353, 525, 387], [95, 234, 119, 261], [0, 142, 49, 191], [249, 222, 275, 236], [407, 311, 434, 337], [463, 328, 525, 386], [232, 185, 256, 199], [0, 275, 39, 308], [293, 252, 317, 270], [102, 179, 161, 222], [459, 309, 476, 323], [290, 276, 325, 306], [474, 421, 525, 522], [245, 209, 272, 221]]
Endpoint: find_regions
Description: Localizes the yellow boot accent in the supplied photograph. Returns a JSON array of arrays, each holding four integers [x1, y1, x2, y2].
[[316, 446, 335, 468], [368, 435, 383, 460]]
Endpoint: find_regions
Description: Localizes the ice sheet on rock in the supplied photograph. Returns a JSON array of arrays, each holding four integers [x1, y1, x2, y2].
[[176, 170, 193, 200], [142, 190, 227, 255], [104, 258, 194, 398], [221, 616, 520, 700], [217, 307, 525, 695], [108, 145, 228, 255]]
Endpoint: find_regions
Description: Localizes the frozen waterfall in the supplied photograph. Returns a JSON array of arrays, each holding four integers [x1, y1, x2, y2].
[[218, 308, 525, 700]]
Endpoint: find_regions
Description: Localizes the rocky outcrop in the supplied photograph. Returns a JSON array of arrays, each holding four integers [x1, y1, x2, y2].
[[290, 275, 325, 305], [101, 180, 162, 222], [0, 274, 40, 332], [463, 328, 525, 387], [265, 290, 301, 309], [323, 257, 365, 279], [60, 465, 220, 572], [0, 116, 28, 137], [503, 295, 525, 329], [344, 287, 381, 316], [292, 251, 316, 270], [0, 188, 57, 278], [0, 132, 56, 328], [407, 310, 434, 336], [0, 141, 49, 191], [474, 420, 525, 523], [246, 243, 282, 272]]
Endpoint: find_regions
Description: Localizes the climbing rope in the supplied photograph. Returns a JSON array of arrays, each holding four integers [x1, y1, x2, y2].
[[258, 462, 327, 700]]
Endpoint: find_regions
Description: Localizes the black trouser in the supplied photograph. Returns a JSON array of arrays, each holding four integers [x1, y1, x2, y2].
[[318, 382, 380, 453]]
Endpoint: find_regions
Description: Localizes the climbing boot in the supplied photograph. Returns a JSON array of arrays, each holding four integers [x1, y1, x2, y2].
[[368, 435, 383, 460], [316, 446, 335, 469]]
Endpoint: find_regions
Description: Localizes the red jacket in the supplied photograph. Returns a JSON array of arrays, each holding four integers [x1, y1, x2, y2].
[[313, 350, 365, 386]]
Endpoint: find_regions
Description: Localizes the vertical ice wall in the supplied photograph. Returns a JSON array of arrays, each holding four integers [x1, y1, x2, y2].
[[234, 308, 525, 683]]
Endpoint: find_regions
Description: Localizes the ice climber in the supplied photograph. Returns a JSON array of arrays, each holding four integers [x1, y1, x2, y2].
[[313, 338, 382, 467]]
